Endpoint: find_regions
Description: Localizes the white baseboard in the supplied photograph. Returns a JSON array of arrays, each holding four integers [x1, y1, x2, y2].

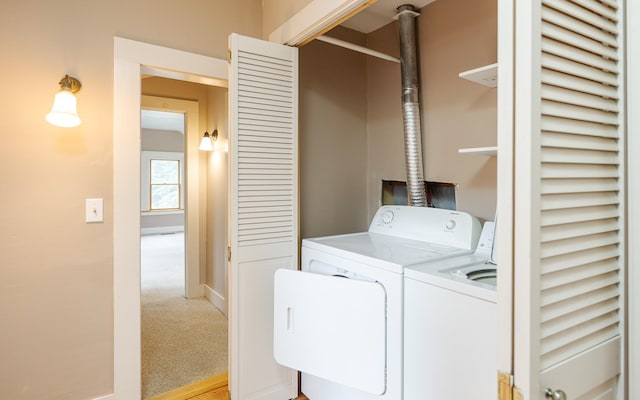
[[140, 225, 184, 236], [203, 284, 227, 317], [91, 394, 114, 400]]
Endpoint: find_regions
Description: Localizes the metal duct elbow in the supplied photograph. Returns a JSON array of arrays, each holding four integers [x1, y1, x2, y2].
[[397, 4, 427, 207]]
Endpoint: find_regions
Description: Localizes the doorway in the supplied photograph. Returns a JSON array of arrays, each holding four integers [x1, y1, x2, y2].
[[113, 37, 229, 399], [139, 86, 229, 398]]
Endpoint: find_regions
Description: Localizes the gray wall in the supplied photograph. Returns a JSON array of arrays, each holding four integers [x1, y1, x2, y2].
[[141, 128, 184, 152]]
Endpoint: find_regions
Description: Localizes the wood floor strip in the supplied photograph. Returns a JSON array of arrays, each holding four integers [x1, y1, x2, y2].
[[145, 372, 228, 400], [146, 371, 308, 400], [187, 387, 308, 400], [186, 385, 229, 400]]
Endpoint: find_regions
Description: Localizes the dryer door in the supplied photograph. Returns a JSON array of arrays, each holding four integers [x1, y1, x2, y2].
[[273, 269, 387, 395]]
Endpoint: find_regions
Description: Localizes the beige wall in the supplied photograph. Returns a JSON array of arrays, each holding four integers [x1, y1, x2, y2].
[[366, 0, 498, 221], [299, 0, 498, 235], [299, 26, 369, 238], [205, 86, 229, 300], [0, 1, 260, 399]]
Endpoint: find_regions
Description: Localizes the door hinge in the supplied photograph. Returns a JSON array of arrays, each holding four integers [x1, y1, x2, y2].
[[227, 246, 231, 262], [499, 371, 523, 400], [227, 49, 232, 63]]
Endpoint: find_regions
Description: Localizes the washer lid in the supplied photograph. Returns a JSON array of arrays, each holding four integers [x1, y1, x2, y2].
[[303, 232, 474, 271]]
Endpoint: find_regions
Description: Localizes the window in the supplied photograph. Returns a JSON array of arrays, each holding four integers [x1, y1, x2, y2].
[[150, 159, 181, 210], [141, 151, 184, 212]]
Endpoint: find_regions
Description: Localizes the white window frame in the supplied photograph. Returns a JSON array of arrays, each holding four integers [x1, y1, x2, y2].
[[141, 151, 185, 213]]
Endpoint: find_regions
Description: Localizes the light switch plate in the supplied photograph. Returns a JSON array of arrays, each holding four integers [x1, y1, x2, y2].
[[86, 198, 104, 223]]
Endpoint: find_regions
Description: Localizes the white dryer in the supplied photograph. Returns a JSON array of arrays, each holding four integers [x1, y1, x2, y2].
[[403, 221, 498, 400], [273, 205, 481, 400]]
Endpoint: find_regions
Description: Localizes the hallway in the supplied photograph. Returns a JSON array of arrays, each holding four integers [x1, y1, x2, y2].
[[141, 233, 228, 398]]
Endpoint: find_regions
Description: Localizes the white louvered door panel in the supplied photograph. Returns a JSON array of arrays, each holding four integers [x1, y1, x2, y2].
[[229, 33, 298, 400], [513, 1, 625, 399]]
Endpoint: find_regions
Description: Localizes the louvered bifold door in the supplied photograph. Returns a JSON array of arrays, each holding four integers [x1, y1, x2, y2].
[[228, 33, 298, 400], [513, 1, 625, 399]]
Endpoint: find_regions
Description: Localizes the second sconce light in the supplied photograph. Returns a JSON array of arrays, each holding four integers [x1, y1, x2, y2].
[[199, 129, 218, 151]]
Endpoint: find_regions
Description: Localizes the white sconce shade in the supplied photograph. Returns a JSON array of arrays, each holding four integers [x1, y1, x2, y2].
[[199, 129, 218, 151], [199, 131, 214, 151], [46, 75, 81, 128]]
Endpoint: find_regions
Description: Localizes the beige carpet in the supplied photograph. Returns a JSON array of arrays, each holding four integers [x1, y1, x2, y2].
[[141, 232, 228, 399]]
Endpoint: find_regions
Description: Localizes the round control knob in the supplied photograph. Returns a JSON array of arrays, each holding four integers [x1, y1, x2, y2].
[[545, 388, 567, 400], [445, 220, 456, 230], [380, 211, 395, 224]]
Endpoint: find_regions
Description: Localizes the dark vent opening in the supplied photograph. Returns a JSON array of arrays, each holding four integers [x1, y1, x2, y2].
[[381, 180, 456, 210]]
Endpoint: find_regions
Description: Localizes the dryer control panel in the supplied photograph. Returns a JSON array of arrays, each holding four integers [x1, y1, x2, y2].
[[369, 205, 482, 251]]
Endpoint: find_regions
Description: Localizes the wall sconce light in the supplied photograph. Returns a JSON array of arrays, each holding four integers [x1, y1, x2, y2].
[[199, 129, 218, 151], [46, 75, 82, 128]]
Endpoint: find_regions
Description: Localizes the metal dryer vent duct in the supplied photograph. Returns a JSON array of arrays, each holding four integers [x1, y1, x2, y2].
[[397, 4, 428, 207]]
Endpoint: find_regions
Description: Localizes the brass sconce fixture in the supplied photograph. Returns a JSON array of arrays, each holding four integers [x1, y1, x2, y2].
[[46, 75, 82, 128], [199, 129, 218, 151]]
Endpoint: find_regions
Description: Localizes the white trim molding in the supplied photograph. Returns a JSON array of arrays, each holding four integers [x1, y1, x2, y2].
[[113, 36, 227, 400], [140, 225, 184, 236], [203, 284, 227, 317], [91, 394, 115, 400], [268, 0, 373, 46]]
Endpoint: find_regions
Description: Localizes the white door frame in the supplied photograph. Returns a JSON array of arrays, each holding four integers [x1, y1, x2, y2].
[[495, 0, 515, 384], [113, 37, 227, 400], [627, 1, 639, 398]]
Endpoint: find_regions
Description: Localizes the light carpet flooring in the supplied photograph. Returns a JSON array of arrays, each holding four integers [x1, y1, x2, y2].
[[141, 232, 228, 399]]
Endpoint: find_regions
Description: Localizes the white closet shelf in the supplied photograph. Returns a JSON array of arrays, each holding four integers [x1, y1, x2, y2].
[[458, 146, 497, 156], [458, 63, 498, 87]]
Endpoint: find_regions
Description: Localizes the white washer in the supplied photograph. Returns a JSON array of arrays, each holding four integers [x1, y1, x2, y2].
[[403, 222, 498, 400], [274, 206, 481, 400]]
